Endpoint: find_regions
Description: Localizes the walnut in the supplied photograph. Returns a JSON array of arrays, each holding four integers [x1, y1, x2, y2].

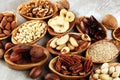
[[56, 0, 70, 10]]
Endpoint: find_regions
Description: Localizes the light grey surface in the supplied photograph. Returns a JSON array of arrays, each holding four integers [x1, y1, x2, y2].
[[0, 0, 120, 80]]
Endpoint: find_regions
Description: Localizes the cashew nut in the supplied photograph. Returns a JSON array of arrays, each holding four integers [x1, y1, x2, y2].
[[81, 34, 91, 41], [61, 46, 70, 54], [50, 37, 59, 48], [56, 44, 66, 50]]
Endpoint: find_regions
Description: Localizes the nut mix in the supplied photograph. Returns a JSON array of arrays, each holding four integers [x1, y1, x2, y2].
[[47, 33, 91, 55], [91, 63, 120, 80], [18, 0, 55, 19], [12, 20, 47, 44], [76, 15, 107, 42], [0, 12, 17, 39], [54, 54, 93, 77]]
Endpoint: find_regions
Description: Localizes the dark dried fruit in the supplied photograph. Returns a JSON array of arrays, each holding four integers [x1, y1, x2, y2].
[[10, 52, 22, 62], [44, 73, 60, 80]]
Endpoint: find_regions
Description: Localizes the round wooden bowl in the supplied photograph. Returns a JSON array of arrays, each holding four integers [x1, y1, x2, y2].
[[113, 27, 120, 41], [89, 63, 120, 80], [49, 55, 94, 80], [48, 18, 75, 36], [4, 45, 50, 70], [46, 32, 91, 55], [76, 16, 107, 42], [11, 20, 48, 45], [17, 0, 58, 20], [0, 11, 17, 40], [86, 39, 119, 63]]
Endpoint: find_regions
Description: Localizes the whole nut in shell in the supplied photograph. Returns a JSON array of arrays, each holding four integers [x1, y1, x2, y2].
[[102, 14, 118, 30], [44, 73, 60, 80], [29, 66, 43, 79], [56, 0, 70, 10]]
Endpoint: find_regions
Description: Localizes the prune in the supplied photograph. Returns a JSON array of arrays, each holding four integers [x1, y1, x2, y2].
[[13, 44, 32, 54], [30, 46, 44, 58], [10, 52, 22, 62]]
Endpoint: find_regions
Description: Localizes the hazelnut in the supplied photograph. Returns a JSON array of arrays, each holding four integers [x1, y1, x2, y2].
[[102, 14, 118, 30], [4, 42, 14, 50], [44, 73, 60, 80], [29, 66, 42, 79]]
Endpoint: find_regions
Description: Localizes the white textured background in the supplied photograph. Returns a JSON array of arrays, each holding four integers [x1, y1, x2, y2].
[[0, 0, 120, 80]]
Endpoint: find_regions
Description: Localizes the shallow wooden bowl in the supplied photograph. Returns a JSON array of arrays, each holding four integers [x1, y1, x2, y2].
[[86, 39, 119, 63], [76, 16, 107, 42], [0, 11, 17, 40], [49, 55, 94, 80], [11, 20, 48, 44], [46, 32, 91, 55], [4, 45, 50, 70], [17, 0, 58, 20], [48, 18, 75, 36]]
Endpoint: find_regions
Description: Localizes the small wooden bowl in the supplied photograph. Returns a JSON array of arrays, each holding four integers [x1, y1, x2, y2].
[[4, 45, 50, 70], [17, 0, 58, 20], [86, 39, 119, 63], [48, 18, 75, 36], [113, 27, 120, 41], [49, 55, 94, 80], [0, 11, 17, 40], [46, 32, 91, 55], [76, 16, 107, 42], [89, 63, 120, 80], [11, 20, 47, 44]]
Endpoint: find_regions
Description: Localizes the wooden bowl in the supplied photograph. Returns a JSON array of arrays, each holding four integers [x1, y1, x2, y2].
[[48, 18, 75, 36], [0, 11, 17, 40], [113, 27, 120, 41], [76, 16, 107, 42], [86, 39, 119, 63], [89, 63, 120, 80], [46, 32, 91, 55], [11, 20, 47, 44], [49, 55, 94, 80], [17, 0, 58, 20], [4, 45, 50, 70]]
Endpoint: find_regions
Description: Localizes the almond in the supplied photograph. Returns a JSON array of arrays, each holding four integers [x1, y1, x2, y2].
[[0, 33, 6, 37], [1, 16, 7, 28], [0, 13, 4, 21], [3, 30, 10, 36], [5, 22, 11, 30], [11, 21, 17, 30]]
